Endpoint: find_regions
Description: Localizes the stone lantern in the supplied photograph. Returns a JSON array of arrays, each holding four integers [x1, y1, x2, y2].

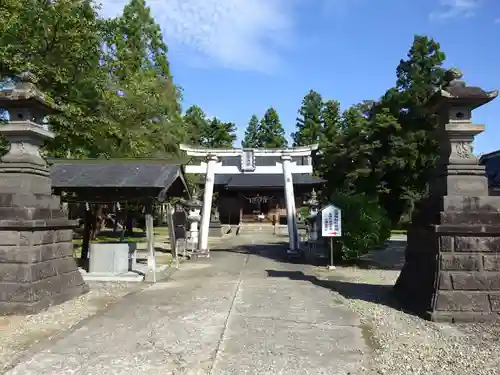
[[0, 72, 88, 315], [304, 189, 322, 261], [307, 189, 320, 217], [182, 188, 202, 252], [395, 68, 500, 322]]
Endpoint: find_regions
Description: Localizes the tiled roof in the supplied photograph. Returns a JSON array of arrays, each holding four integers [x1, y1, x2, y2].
[[50, 160, 184, 189], [212, 173, 325, 188]]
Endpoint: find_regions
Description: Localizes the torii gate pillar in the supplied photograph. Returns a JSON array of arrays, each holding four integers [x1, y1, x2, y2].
[[199, 154, 218, 256], [281, 155, 299, 254]]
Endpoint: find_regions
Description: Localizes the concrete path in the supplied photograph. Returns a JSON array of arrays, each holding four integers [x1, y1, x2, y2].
[[6, 235, 369, 375]]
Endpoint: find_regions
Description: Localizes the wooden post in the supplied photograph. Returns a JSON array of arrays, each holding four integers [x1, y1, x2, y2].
[[81, 207, 92, 266], [145, 203, 156, 282]]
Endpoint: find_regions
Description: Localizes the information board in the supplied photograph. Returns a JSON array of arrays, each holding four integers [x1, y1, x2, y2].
[[321, 204, 342, 237]]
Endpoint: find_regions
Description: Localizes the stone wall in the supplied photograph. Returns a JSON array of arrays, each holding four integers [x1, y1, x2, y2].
[[434, 232, 500, 322], [0, 193, 88, 315]]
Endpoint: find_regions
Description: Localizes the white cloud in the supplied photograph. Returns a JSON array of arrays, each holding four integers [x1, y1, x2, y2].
[[98, 0, 297, 73], [429, 0, 480, 20]]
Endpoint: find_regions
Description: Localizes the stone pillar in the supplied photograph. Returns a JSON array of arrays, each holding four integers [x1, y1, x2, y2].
[[199, 154, 218, 257], [394, 68, 500, 322], [0, 72, 88, 315], [281, 155, 298, 254]]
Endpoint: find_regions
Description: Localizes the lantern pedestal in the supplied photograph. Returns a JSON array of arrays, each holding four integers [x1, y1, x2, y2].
[[0, 72, 87, 316], [395, 69, 500, 322]]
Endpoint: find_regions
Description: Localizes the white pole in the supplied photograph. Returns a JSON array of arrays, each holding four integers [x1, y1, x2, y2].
[[199, 154, 218, 256], [281, 155, 297, 253]]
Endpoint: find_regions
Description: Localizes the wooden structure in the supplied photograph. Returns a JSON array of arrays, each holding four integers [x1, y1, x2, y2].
[[479, 150, 500, 196], [50, 159, 189, 270], [212, 174, 324, 225]]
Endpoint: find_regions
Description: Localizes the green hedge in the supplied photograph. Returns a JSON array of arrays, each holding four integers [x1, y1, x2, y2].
[[328, 193, 391, 260]]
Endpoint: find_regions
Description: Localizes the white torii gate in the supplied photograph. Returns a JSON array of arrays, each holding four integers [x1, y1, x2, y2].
[[180, 144, 319, 256]]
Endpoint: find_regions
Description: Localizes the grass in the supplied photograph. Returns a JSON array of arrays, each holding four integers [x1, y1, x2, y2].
[[390, 229, 407, 234]]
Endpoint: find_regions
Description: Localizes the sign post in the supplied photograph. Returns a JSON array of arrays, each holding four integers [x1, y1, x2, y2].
[[321, 204, 342, 270]]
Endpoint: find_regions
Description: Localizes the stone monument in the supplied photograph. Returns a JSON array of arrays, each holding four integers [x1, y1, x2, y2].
[[394, 68, 500, 322], [0, 72, 88, 315]]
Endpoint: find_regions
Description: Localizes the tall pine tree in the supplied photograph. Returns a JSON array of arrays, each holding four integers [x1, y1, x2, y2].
[[260, 107, 287, 148], [242, 114, 261, 148], [292, 90, 324, 146], [376, 35, 446, 224], [183, 105, 208, 145], [201, 117, 237, 148]]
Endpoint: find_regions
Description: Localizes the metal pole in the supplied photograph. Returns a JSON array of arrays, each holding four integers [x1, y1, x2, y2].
[[329, 237, 336, 270]]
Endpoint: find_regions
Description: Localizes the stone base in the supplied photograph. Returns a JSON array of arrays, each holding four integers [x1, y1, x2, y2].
[[190, 249, 210, 259], [89, 242, 137, 275], [395, 196, 500, 322], [0, 191, 87, 316], [208, 221, 222, 237]]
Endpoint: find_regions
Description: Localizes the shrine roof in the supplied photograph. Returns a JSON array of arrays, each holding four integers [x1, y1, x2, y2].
[[212, 173, 325, 188], [479, 150, 500, 190], [50, 159, 187, 190]]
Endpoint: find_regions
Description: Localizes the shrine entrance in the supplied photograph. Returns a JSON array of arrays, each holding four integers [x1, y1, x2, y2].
[[180, 144, 321, 256], [240, 193, 278, 223]]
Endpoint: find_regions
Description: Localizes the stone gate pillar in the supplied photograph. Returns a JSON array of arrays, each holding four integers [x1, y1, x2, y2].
[[0, 72, 88, 315], [394, 68, 500, 322]]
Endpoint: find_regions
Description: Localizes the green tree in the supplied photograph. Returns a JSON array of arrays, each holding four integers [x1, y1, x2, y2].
[[0, 0, 108, 157], [99, 71, 185, 157], [201, 117, 236, 148], [292, 90, 324, 146], [315, 99, 342, 173], [376, 35, 446, 224], [101, 0, 185, 157], [183, 105, 208, 145], [260, 107, 287, 148], [104, 0, 172, 81], [242, 114, 261, 148]]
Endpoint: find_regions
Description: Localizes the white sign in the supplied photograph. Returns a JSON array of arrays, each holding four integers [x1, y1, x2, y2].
[[321, 204, 342, 237]]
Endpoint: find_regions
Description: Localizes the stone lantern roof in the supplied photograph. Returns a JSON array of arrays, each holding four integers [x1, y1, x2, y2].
[[0, 71, 60, 113], [426, 68, 499, 113], [181, 188, 202, 209]]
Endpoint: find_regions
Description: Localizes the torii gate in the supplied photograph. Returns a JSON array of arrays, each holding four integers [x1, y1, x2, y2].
[[180, 144, 319, 256]]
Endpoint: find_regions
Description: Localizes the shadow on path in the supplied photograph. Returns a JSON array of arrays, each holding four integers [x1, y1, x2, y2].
[[266, 269, 405, 314], [212, 242, 318, 264], [212, 239, 407, 271]]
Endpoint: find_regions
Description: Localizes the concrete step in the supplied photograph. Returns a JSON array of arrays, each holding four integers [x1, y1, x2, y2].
[[239, 224, 275, 232]]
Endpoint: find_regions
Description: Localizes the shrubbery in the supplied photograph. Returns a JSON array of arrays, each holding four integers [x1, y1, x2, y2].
[[327, 193, 391, 261]]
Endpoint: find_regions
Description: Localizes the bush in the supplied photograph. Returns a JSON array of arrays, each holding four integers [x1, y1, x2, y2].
[[327, 192, 391, 261]]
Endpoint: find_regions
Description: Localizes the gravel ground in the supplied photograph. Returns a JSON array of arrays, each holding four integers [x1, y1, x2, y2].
[[0, 282, 145, 374], [313, 257, 500, 375]]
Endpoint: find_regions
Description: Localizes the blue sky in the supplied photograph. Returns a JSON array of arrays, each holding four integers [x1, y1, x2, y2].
[[101, 0, 500, 155]]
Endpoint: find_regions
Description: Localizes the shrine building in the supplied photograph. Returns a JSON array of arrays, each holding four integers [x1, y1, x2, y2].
[[212, 165, 324, 225]]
